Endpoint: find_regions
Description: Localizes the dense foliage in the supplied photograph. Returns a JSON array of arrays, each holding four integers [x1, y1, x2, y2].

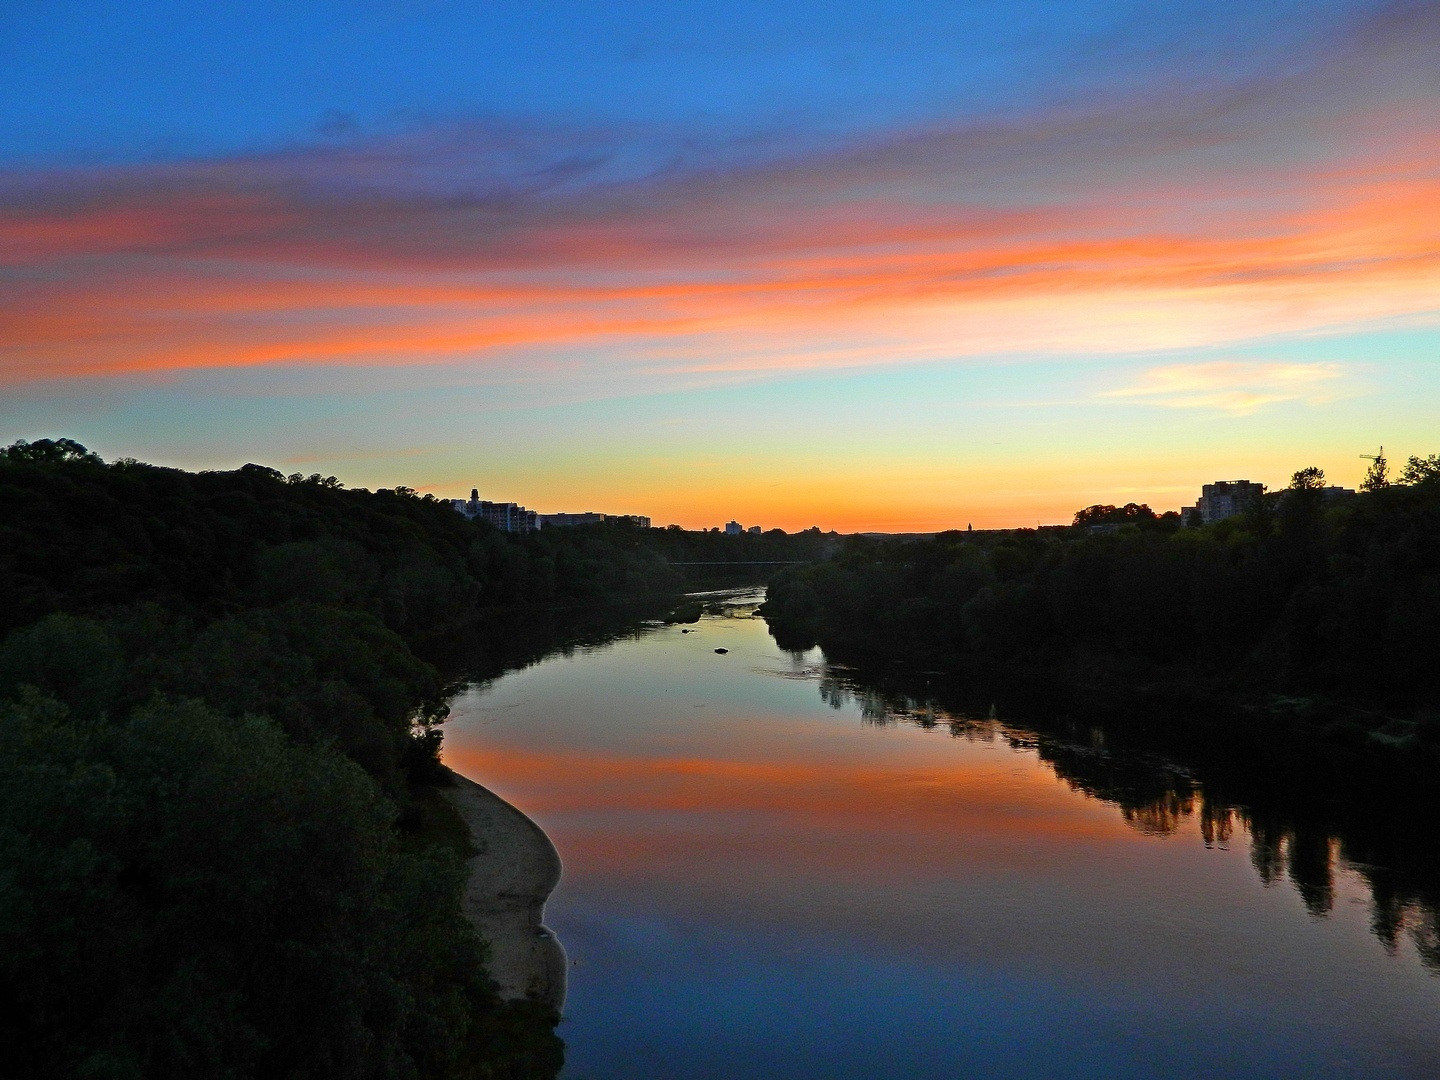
[[762, 464, 1440, 754], [1, 692, 493, 1079], [0, 440, 680, 645], [638, 524, 839, 565], [1071, 502, 1167, 528], [0, 439, 690, 1079]]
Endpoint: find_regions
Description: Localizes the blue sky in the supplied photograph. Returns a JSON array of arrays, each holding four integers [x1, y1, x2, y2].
[[0, 0, 1374, 163]]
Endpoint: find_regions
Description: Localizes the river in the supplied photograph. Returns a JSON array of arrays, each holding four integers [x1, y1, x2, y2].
[[443, 589, 1440, 1079]]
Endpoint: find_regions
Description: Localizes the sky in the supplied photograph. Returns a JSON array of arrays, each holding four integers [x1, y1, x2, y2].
[[2, 0, 1437, 530]]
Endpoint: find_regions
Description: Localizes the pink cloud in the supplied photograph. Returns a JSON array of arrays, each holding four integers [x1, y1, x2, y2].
[[1, 6, 1437, 386]]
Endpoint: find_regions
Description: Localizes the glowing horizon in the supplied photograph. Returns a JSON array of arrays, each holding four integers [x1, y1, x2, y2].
[[2, 1, 1437, 530]]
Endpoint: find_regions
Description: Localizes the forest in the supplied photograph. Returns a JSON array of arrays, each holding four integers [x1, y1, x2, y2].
[[639, 523, 840, 564], [9, 437, 1438, 1075], [760, 459, 1440, 766], [0, 439, 688, 1080]]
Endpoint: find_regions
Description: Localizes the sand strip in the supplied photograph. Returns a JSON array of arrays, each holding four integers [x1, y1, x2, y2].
[[440, 767, 567, 1011]]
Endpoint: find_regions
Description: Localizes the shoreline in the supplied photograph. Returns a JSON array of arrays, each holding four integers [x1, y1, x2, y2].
[[440, 766, 568, 1012]]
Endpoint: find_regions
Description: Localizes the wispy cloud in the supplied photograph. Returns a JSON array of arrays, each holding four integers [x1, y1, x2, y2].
[[1100, 361, 1350, 414], [1, 3, 1436, 388]]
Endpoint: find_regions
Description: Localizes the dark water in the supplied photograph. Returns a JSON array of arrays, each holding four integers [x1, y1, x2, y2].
[[444, 591, 1440, 1079]]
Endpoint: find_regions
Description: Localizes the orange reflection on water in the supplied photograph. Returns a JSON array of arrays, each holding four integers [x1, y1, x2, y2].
[[446, 733, 1139, 889]]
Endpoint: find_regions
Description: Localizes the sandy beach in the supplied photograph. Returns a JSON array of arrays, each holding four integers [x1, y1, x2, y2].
[[441, 767, 567, 1011]]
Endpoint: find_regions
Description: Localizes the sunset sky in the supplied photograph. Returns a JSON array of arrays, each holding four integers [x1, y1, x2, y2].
[[3, 0, 1437, 530]]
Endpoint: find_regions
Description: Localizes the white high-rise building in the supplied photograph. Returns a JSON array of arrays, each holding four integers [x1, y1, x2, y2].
[[1179, 480, 1265, 526]]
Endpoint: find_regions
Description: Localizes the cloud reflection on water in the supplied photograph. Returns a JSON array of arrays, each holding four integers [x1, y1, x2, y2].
[[444, 596, 1440, 1077]]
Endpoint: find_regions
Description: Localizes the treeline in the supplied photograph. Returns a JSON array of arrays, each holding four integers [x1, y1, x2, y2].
[[0, 439, 686, 1079], [761, 462, 1440, 756], [1, 440, 681, 643], [638, 523, 839, 564]]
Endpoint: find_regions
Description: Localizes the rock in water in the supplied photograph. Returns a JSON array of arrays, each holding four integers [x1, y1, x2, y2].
[[714, 648, 728, 654]]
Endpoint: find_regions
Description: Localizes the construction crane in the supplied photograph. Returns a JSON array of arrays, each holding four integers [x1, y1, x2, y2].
[[1360, 446, 1387, 490]]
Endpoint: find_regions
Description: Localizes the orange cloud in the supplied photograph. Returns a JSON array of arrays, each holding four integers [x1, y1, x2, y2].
[[2, 32, 1437, 388]]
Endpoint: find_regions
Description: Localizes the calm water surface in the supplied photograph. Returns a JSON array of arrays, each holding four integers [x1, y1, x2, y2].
[[444, 592, 1440, 1079]]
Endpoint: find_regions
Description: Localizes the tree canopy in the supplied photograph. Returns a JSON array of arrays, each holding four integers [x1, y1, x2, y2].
[[0, 442, 702, 1078], [1072, 503, 1159, 528], [762, 467, 1440, 757]]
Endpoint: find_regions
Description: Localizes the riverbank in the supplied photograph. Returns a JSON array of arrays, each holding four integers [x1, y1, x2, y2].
[[441, 767, 568, 1012], [759, 482, 1440, 755]]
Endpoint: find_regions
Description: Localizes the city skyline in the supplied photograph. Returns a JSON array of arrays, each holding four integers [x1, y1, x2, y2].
[[2, 1, 1436, 531]]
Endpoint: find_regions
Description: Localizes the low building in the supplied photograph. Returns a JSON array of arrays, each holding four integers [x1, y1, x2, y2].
[[451, 490, 537, 532], [454, 486, 651, 532], [535, 512, 651, 528], [484, 502, 537, 532], [725, 520, 743, 535], [538, 512, 606, 528], [747, 525, 762, 535]]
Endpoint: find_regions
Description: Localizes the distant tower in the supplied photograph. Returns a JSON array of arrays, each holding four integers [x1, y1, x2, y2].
[[470, 488, 479, 501]]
